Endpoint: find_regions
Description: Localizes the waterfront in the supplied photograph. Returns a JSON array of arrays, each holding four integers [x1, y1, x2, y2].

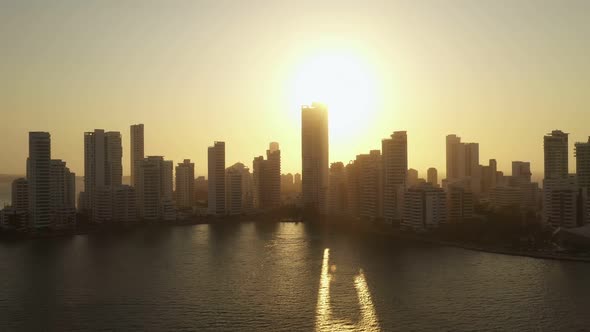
[[1, 222, 590, 331]]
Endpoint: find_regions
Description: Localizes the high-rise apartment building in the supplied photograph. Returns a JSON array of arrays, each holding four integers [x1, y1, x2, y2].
[[575, 137, 590, 189], [544, 130, 569, 180], [327, 162, 347, 216], [253, 143, 281, 210], [83, 129, 122, 222], [137, 156, 174, 220], [543, 130, 571, 226], [11, 178, 28, 213], [49, 159, 76, 228], [175, 159, 195, 209], [382, 131, 407, 223], [357, 150, 383, 220], [28, 132, 51, 229], [402, 183, 447, 232], [208, 142, 226, 215], [130, 124, 144, 188], [427, 168, 438, 187], [301, 103, 329, 216]]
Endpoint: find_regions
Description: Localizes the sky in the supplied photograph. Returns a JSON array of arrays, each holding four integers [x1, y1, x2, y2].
[[1, 0, 590, 181]]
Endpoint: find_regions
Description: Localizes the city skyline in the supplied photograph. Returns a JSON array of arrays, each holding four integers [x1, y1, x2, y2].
[[2, 1, 590, 178]]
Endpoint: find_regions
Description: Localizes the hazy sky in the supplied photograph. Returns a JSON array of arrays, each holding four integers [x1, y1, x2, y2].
[[1, 0, 589, 181]]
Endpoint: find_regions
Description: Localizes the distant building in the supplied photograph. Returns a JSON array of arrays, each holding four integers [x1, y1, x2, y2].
[[28, 132, 52, 229], [382, 131, 407, 223], [83, 129, 122, 222], [281, 173, 294, 193], [327, 162, 347, 216], [208, 142, 226, 215], [253, 143, 281, 210], [301, 103, 329, 216], [427, 168, 438, 187], [194, 176, 208, 203], [357, 150, 383, 220], [407, 168, 419, 188], [544, 176, 579, 228], [137, 156, 175, 221], [544, 130, 569, 180], [490, 186, 523, 211], [402, 183, 447, 232], [447, 185, 473, 223], [130, 124, 144, 188], [294, 173, 302, 192], [576, 137, 590, 224], [225, 162, 252, 215], [49, 159, 76, 228], [445, 135, 480, 193], [346, 162, 360, 218], [11, 178, 28, 213], [175, 159, 195, 209], [112, 185, 137, 223], [543, 130, 571, 226]]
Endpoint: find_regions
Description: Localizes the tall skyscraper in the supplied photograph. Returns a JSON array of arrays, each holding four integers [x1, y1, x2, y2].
[[427, 168, 438, 186], [301, 103, 329, 216], [512, 161, 532, 184], [543, 130, 573, 226], [208, 142, 226, 215], [544, 130, 569, 180], [175, 159, 195, 209], [83, 129, 122, 222], [382, 131, 408, 223], [253, 143, 281, 210], [446, 134, 463, 181], [28, 132, 51, 229], [130, 124, 144, 188]]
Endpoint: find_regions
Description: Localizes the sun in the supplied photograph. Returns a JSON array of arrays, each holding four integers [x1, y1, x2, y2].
[[288, 50, 380, 144]]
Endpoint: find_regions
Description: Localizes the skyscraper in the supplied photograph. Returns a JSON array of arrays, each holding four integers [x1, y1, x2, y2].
[[253, 143, 281, 210], [225, 162, 252, 215], [49, 159, 76, 228], [446, 134, 462, 181], [402, 183, 447, 231], [83, 129, 123, 222], [544, 130, 569, 180], [382, 131, 408, 223], [28, 132, 51, 229], [357, 150, 383, 220], [301, 103, 329, 216], [175, 159, 195, 209], [407, 168, 419, 187], [130, 124, 144, 188], [327, 162, 347, 216], [208, 142, 226, 215], [427, 168, 438, 186]]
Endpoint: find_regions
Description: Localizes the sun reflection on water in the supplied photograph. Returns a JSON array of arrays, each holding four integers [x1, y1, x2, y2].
[[315, 248, 381, 331]]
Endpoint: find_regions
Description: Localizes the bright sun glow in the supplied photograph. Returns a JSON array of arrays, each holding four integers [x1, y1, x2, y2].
[[289, 50, 380, 142]]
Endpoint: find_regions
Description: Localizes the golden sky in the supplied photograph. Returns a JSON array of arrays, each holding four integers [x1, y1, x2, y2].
[[1, 1, 590, 181]]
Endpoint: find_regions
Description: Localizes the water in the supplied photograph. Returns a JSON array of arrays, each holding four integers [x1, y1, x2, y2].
[[1, 222, 589, 331]]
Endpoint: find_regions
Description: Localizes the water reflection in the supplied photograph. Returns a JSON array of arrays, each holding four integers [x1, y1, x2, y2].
[[315, 248, 381, 331]]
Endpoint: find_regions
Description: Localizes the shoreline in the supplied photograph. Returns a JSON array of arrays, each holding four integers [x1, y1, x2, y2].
[[2, 218, 590, 263]]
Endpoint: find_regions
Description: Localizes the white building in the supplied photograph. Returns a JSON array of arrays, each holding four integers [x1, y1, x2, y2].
[[175, 159, 195, 209], [402, 183, 447, 232], [382, 131, 407, 223], [208, 142, 226, 215], [130, 124, 144, 188], [28, 132, 52, 229], [301, 103, 329, 216]]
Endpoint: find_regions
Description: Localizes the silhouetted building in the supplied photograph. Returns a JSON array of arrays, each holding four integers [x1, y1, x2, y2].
[[112, 185, 137, 223], [407, 168, 419, 188], [427, 168, 438, 187], [208, 142, 226, 215], [253, 143, 281, 210], [83, 129, 122, 222], [28, 132, 51, 229], [130, 124, 144, 188], [543, 130, 571, 225], [327, 162, 347, 216], [346, 162, 360, 218], [225, 162, 252, 215], [544, 130, 569, 180], [445, 135, 480, 193], [382, 131, 407, 223], [294, 173, 302, 192], [49, 159, 76, 228], [175, 159, 195, 209], [281, 173, 294, 193], [402, 183, 447, 232], [447, 185, 473, 222], [576, 137, 590, 224], [301, 103, 329, 216], [194, 176, 208, 203], [357, 150, 383, 220], [137, 156, 175, 221], [11, 178, 28, 213]]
